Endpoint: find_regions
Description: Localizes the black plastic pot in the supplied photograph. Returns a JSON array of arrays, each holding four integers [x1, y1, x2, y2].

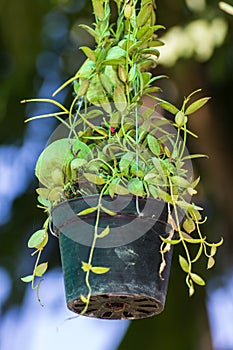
[[52, 195, 173, 320]]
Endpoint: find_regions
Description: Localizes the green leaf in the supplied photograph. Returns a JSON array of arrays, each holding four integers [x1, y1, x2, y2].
[[171, 176, 191, 188], [182, 154, 207, 161], [185, 97, 211, 115], [147, 134, 160, 156], [149, 39, 165, 47], [118, 66, 128, 82], [191, 244, 203, 263], [137, 3, 152, 26], [160, 236, 181, 245], [28, 229, 47, 249], [113, 85, 127, 112], [78, 58, 96, 78], [77, 79, 90, 97], [91, 266, 110, 274], [100, 73, 114, 94], [128, 66, 137, 82], [73, 81, 80, 94], [77, 206, 97, 216], [219, 1, 233, 15], [92, 0, 104, 19], [148, 184, 158, 198], [70, 158, 87, 169], [190, 273, 205, 286], [157, 188, 172, 202], [86, 75, 106, 104], [105, 46, 126, 60], [155, 97, 179, 115], [98, 226, 110, 238], [35, 262, 48, 277], [37, 195, 51, 208], [36, 188, 50, 199], [179, 255, 190, 273], [83, 173, 106, 185], [80, 294, 88, 304], [212, 237, 224, 247], [184, 237, 205, 244], [140, 48, 160, 57], [102, 58, 125, 66], [124, 3, 133, 18], [128, 178, 144, 196], [183, 217, 196, 233], [188, 206, 202, 221], [47, 187, 63, 202], [79, 24, 97, 41], [21, 275, 33, 283], [119, 152, 134, 174], [51, 168, 64, 186], [37, 232, 49, 249], [101, 206, 117, 216], [207, 256, 215, 269], [35, 138, 90, 188], [108, 183, 129, 195], [81, 261, 92, 272], [210, 245, 217, 256], [80, 46, 96, 62], [175, 111, 185, 127], [189, 280, 195, 297]]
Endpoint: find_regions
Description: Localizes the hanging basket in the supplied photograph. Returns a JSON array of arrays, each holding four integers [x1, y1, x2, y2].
[[52, 195, 173, 320]]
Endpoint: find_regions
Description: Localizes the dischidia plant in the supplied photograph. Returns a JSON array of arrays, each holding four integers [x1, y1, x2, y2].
[[21, 0, 223, 319]]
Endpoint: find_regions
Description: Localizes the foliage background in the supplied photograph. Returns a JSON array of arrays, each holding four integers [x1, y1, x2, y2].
[[0, 0, 232, 349]]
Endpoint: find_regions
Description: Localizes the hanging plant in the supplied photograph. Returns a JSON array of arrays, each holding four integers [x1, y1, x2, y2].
[[21, 0, 223, 320]]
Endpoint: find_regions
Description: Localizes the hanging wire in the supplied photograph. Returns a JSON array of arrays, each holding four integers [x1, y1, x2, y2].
[[134, 62, 143, 216], [68, 96, 84, 139]]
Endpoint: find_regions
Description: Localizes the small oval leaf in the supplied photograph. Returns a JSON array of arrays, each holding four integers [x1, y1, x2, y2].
[[128, 178, 144, 196], [207, 256, 215, 269], [185, 97, 211, 115], [183, 217, 196, 233], [28, 230, 47, 249], [179, 255, 190, 273], [83, 173, 106, 185], [80, 294, 88, 304], [210, 245, 217, 256], [171, 176, 191, 188], [108, 183, 129, 195], [101, 206, 117, 216], [21, 275, 33, 283], [113, 85, 127, 112], [77, 206, 97, 216], [175, 111, 185, 127], [147, 134, 160, 156], [137, 3, 152, 27], [98, 226, 110, 238], [37, 232, 49, 249], [91, 266, 110, 274], [160, 236, 181, 245], [190, 273, 205, 286], [35, 262, 48, 277], [105, 46, 126, 60], [77, 79, 90, 97], [80, 46, 96, 62]]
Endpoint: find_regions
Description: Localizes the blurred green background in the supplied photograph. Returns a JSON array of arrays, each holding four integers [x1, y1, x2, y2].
[[0, 0, 233, 349]]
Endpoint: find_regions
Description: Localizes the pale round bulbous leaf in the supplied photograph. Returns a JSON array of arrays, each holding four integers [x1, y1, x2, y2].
[[35, 138, 91, 188]]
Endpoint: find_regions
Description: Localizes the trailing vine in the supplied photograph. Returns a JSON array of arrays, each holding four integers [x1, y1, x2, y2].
[[21, 0, 223, 304]]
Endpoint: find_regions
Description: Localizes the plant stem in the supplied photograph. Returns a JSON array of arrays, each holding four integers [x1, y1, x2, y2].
[[81, 183, 109, 314], [169, 178, 192, 274]]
